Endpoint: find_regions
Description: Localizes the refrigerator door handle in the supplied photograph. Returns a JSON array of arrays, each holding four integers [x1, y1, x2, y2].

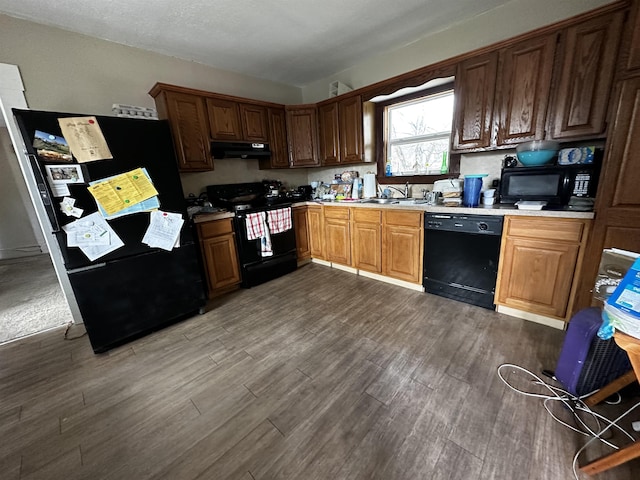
[[67, 263, 107, 274], [27, 154, 60, 232]]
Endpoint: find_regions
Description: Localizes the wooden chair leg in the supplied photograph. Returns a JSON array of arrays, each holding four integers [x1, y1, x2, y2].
[[580, 441, 640, 475], [583, 370, 637, 407]]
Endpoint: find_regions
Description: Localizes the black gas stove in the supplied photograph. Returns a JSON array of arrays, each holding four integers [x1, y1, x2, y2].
[[205, 182, 298, 288], [207, 182, 292, 213]]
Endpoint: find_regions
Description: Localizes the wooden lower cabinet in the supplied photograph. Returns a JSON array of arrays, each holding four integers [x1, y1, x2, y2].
[[197, 218, 241, 298], [293, 206, 311, 262], [307, 205, 325, 259], [495, 216, 589, 320], [352, 208, 382, 273], [382, 210, 423, 283], [324, 207, 351, 265]]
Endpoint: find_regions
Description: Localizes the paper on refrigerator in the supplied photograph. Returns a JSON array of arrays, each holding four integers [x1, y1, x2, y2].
[[57, 116, 113, 163], [142, 210, 183, 251], [62, 211, 124, 261], [87, 167, 159, 216], [89, 168, 160, 219]]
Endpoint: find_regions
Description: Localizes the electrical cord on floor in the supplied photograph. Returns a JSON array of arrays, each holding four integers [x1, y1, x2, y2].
[[497, 363, 640, 479]]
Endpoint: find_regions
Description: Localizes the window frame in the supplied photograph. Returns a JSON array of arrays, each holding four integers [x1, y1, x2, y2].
[[375, 82, 459, 184]]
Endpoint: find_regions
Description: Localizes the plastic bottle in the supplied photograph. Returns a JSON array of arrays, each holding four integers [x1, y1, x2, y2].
[[385, 162, 392, 177]]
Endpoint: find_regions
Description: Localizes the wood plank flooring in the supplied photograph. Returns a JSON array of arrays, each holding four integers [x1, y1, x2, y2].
[[1, 263, 639, 479]]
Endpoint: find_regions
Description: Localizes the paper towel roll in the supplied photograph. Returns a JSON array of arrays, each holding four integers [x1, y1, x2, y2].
[[363, 173, 376, 198]]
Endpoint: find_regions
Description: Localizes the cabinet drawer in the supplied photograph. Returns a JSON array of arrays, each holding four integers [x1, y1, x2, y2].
[[384, 210, 422, 228], [352, 208, 381, 223], [198, 218, 234, 239], [324, 206, 350, 220], [505, 216, 585, 243]]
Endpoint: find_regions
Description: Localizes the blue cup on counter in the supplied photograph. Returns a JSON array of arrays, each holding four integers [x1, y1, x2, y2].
[[463, 175, 487, 207]]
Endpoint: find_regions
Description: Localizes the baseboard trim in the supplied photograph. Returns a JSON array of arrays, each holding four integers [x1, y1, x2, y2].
[[497, 305, 567, 330], [310, 258, 424, 292], [358, 270, 424, 292]]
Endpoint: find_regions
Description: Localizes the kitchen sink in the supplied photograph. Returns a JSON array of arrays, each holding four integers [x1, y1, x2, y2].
[[362, 198, 400, 204], [362, 198, 429, 205]]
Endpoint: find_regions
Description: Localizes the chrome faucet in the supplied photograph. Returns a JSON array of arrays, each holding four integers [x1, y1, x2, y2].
[[384, 182, 410, 198]]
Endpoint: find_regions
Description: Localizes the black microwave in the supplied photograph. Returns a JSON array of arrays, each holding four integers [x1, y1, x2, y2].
[[499, 162, 601, 206]]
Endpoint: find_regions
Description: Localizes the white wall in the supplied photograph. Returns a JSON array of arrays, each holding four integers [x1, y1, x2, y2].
[[0, 14, 302, 115], [301, 0, 614, 102], [0, 127, 42, 258], [0, 14, 313, 209]]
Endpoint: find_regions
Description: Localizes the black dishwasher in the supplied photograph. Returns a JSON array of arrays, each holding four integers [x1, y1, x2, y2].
[[423, 213, 503, 309]]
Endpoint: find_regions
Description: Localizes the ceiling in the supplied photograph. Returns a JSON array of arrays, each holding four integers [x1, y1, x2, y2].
[[0, 0, 515, 87]]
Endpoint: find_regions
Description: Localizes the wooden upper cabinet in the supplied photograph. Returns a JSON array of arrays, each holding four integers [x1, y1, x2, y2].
[[339, 95, 364, 164], [495, 34, 557, 146], [239, 103, 269, 142], [623, 0, 640, 72], [452, 52, 498, 150], [318, 95, 364, 165], [549, 10, 624, 140], [158, 91, 213, 172], [286, 106, 320, 167], [206, 97, 242, 141], [318, 102, 340, 165], [266, 107, 290, 168]]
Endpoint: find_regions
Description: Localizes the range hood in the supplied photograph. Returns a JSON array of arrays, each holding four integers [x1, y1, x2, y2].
[[210, 141, 270, 159]]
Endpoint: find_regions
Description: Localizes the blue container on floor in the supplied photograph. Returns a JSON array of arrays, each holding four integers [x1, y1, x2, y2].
[[463, 175, 486, 207]]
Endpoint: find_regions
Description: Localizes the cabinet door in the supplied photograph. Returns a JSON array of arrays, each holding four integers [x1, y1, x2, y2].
[[164, 92, 213, 171], [240, 103, 269, 142], [325, 218, 351, 265], [452, 52, 498, 150], [383, 211, 423, 283], [497, 237, 579, 318], [575, 77, 640, 311], [318, 102, 340, 165], [206, 98, 242, 141], [293, 207, 311, 261], [383, 224, 422, 283], [352, 209, 382, 273], [623, 0, 640, 72], [550, 10, 624, 139], [201, 233, 241, 295], [266, 107, 290, 168], [339, 95, 364, 163], [286, 107, 320, 167], [307, 206, 324, 259], [496, 34, 556, 146]]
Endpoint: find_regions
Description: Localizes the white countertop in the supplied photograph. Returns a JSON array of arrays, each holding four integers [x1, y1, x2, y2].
[[294, 200, 595, 219]]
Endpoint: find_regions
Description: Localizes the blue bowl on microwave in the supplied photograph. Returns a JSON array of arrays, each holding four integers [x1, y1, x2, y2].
[[515, 140, 559, 166]]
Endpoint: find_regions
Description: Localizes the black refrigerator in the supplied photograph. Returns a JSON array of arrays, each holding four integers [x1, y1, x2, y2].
[[13, 108, 207, 353]]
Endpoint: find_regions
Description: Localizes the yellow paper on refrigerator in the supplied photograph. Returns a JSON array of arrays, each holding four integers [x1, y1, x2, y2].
[[87, 168, 159, 215]]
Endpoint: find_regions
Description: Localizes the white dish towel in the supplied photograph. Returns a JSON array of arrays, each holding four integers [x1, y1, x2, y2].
[[245, 212, 273, 257]]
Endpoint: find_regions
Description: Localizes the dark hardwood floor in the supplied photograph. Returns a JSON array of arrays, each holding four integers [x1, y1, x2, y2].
[[1, 263, 638, 479]]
